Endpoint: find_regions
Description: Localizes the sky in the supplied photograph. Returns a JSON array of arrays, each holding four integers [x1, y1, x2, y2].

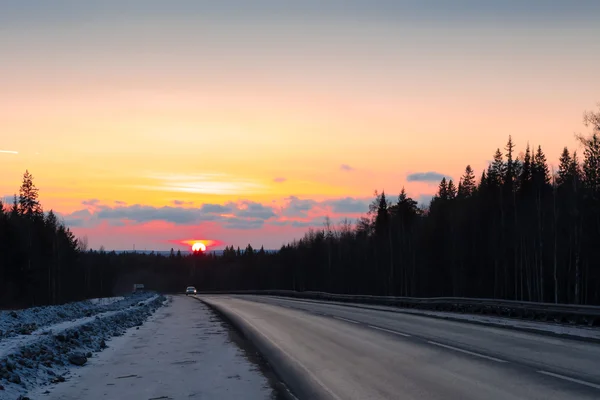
[[1, 0, 600, 250]]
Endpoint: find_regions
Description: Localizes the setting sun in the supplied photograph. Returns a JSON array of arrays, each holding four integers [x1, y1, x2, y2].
[[192, 242, 206, 252]]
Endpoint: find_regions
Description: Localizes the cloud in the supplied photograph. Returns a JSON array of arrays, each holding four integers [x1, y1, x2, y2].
[[58, 195, 392, 232], [324, 197, 370, 214], [406, 172, 451, 182], [200, 203, 233, 214], [234, 201, 276, 220], [222, 218, 265, 230], [282, 196, 318, 217], [340, 164, 354, 172], [172, 200, 193, 206], [268, 218, 324, 228], [273, 177, 287, 183], [61, 200, 277, 229], [143, 173, 264, 195], [96, 205, 209, 225], [417, 194, 434, 206], [82, 199, 100, 206], [62, 218, 87, 227]]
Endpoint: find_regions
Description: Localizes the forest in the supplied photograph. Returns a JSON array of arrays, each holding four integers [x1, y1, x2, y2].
[[1, 106, 599, 307]]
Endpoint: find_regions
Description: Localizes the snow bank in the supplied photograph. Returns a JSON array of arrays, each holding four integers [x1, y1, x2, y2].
[[27, 296, 279, 400], [87, 296, 124, 306], [0, 294, 151, 340], [0, 293, 165, 398]]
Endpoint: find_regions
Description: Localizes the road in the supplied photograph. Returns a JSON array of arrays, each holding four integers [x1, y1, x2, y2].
[[201, 294, 600, 400]]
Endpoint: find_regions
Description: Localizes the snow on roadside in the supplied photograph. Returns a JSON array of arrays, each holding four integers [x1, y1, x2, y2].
[[87, 297, 124, 306], [0, 293, 166, 399], [0, 294, 151, 340], [28, 296, 278, 400]]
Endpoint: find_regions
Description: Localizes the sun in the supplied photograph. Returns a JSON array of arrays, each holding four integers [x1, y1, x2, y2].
[[192, 242, 206, 252]]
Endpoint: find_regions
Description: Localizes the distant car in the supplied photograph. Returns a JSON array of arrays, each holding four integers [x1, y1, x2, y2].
[[186, 286, 197, 296], [132, 283, 145, 293]]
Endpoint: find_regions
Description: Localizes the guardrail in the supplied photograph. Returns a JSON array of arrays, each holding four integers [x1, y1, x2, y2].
[[199, 290, 600, 326]]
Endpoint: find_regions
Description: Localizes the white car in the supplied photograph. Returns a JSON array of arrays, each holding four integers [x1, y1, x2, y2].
[[185, 286, 197, 295]]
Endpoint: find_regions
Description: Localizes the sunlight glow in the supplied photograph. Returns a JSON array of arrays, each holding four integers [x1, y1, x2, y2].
[[192, 242, 206, 252]]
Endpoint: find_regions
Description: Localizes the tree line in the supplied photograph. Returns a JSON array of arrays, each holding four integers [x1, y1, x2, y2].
[[270, 106, 600, 305], [1, 105, 599, 307], [0, 171, 80, 307]]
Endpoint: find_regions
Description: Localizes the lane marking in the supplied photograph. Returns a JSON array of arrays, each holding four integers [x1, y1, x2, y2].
[[537, 370, 600, 390], [334, 316, 360, 324], [427, 341, 507, 363], [368, 325, 411, 337]]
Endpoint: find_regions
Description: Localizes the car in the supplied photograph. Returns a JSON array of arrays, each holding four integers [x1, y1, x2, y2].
[[185, 286, 197, 295]]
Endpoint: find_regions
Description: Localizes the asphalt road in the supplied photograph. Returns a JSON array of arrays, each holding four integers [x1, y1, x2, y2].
[[201, 295, 600, 400]]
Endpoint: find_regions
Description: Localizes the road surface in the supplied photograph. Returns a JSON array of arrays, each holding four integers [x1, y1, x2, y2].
[[201, 295, 600, 400]]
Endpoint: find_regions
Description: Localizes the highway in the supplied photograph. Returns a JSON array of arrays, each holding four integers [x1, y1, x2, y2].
[[200, 295, 600, 400]]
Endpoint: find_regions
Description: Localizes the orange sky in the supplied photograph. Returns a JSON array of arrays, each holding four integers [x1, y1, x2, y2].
[[1, 1, 599, 250]]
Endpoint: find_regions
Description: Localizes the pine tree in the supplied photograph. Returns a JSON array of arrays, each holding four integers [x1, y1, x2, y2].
[[447, 180, 457, 200], [374, 191, 389, 237], [557, 147, 573, 186], [505, 136, 516, 190], [437, 178, 449, 200], [533, 145, 550, 187], [458, 165, 476, 199], [488, 148, 505, 187], [11, 194, 18, 217], [581, 133, 600, 194], [19, 170, 42, 217], [519, 143, 533, 193]]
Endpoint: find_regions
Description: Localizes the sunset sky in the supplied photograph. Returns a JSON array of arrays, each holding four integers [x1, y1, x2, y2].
[[1, 1, 599, 250]]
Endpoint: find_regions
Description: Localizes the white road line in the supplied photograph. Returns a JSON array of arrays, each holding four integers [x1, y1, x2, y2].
[[538, 370, 600, 390], [427, 341, 507, 363], [367, 325, 411, 337], [334, 316, 360, 324]]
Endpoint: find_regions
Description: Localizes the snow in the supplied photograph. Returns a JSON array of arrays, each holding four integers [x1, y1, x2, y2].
[[0, 292, 165, 399], [87, 297, 124, 306], [0, 294, 153, 340], [27, 296, 279, 400]]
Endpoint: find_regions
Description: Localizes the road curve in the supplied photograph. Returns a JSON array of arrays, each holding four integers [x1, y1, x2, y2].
[[200, 295, 600, 400]]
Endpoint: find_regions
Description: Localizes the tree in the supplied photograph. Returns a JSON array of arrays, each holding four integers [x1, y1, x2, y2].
[[581, 134, 600, 194], [533, 146, 551, 187], [519, 143, 533, 194], [488, 148, 506, 188], [557, 147, 573, 186], [437, 178, 449, 200], [458, 165, 476, 199], [447, 180, 457, 200], [19, 170, 42, 217], [505, 136, 516, 192]]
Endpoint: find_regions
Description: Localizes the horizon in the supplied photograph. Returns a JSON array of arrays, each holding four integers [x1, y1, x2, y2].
[[2, 1, 600, 251]]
